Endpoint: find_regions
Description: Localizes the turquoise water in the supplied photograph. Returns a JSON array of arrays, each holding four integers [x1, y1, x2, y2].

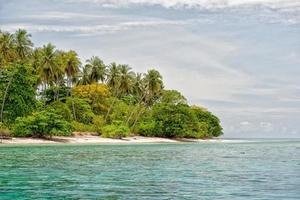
[[0, 140, 299, 199]]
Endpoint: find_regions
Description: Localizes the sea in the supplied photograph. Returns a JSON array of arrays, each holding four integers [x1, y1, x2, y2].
[[0, 139, 299, 199]]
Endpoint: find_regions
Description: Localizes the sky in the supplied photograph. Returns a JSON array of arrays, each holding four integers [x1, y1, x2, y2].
[[1, 0, 300, 138]]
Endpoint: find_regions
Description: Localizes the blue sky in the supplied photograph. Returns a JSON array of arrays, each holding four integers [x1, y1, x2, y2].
[[1, 0, 300, 138]]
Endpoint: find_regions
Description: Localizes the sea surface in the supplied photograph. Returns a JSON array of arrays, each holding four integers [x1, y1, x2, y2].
[[0, 139, 299, 199]]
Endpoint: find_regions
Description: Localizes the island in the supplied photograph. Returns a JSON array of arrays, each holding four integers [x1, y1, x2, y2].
[[0, 29, 223, 143]]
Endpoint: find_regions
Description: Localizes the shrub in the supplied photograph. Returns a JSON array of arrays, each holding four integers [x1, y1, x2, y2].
[[47, 101, 73, 122], [71, 115, 104, 133], [71, 121, 97, 133], [134, 120, 156, 137], [101, 121, 129, 139], [66, 97, 95, 124], [13, 110, 72, 137], [0, 127, 11, 137]]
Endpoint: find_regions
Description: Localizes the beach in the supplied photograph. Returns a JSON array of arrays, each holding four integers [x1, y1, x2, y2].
[[0, 136, 184, 145], [0, 135, 251, 145]]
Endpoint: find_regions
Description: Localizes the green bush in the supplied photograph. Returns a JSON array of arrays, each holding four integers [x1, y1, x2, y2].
[[0, 127, 11, 137], [134, 120, 156, 137], [101, 121, 130, 139], [13, 110, 72, 137], [71, 115, 104, 133], [66, 97, 95, 124], [47, 101, 73, 122], [71, 121, 97, 132]]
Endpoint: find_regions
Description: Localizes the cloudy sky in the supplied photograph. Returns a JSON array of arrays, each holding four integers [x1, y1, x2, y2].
[[1, 0, 300, 138]]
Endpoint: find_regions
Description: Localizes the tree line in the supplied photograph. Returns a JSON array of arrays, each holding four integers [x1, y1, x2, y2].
[[0, 29, 223, 139]]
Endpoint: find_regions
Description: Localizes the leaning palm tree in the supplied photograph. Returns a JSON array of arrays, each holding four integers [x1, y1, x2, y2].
[[131, 69, 163, 128], [13, 29, 33, 60], [85, 56, 106, 83], [104, 62, 121, 121], [126, 72, 145, 124]]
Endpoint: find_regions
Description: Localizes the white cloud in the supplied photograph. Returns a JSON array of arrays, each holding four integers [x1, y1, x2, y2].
[[67, 0, 300, 10], [1, 20, 186, 35], [240, 121, 250, 126]]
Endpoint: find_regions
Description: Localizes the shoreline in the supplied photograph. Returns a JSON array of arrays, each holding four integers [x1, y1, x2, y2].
[[0, 136, 235, 145]]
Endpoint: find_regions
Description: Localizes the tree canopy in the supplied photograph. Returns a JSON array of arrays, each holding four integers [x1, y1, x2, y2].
[[0, 29, 223, 139]]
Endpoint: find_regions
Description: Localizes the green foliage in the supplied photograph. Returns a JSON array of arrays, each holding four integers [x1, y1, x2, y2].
[[192, 106, 223, 137], [71, 115, 104, 133], [160, 90, 187, 105], [0, 123, 11, 137], [71, 121, 98, 133], [101, 121, 130, 139], [0, 64, 37, 124], [46, 101, 73, 122], [66, 97, 95, 124], [13, 110, 72, 137], [1, 29, 223, 139], [72, 83, 110, 114], [43, 86, 71, 103], [151, 103, 197, 138], [109, 100, 131, 122]]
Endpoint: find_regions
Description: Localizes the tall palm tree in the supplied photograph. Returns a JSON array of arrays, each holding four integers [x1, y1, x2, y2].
[[118, 64, 134, 95], [63, 50, 81, 87], [126, 72, 145, 124], [85, 56, 106, 83], [0, 32, 15, 66], [61, 50, 81, 119], [13, 29, 33, 60], [106, 62, 120, 92], [37, 43, 61, 87], [105, 62, 121, 121], [131, 69, 163, 128], [77, 66, 91, 85]]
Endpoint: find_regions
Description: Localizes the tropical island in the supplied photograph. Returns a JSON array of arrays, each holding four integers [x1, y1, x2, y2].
[[0, 29, 223, 143]]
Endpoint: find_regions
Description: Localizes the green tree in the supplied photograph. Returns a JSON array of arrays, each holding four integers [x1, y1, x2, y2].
[[0, 64, 37, 124], [13, 29, 33, 60], [85, 56, 106, 83], [0, 31, 15, 66]]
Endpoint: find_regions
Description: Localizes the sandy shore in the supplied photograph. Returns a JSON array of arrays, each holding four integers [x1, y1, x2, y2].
[[0, 135, 242, 145], [0, 136, 183, 145]]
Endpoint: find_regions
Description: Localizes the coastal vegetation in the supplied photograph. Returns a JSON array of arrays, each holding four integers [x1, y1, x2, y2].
[[0, 29, 223, 139]]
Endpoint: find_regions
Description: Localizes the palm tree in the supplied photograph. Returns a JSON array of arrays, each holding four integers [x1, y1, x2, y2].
[[106, 62, 120, 92], [0, 32, 15, 66], [13, 29, 33, 60], [63, 50, 81, 87], [62, 50, 81, 120], [104, 62, 121, 121], [85, 56, 106, 83], [37, 43, 61, 87], [126, 72, 145, 124], [118, 64, 134, 95], [77, 66, 91, 85], [131, 69, 163, 128]]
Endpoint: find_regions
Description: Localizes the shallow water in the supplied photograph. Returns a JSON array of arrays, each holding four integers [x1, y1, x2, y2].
[[0, 140, 299, 199]]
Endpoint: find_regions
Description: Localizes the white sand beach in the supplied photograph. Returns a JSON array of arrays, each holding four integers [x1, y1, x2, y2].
[[0, 136, 246, 145]]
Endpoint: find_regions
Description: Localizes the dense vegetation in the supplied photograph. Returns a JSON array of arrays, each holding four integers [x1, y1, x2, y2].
[[0, 29, 223, 139]]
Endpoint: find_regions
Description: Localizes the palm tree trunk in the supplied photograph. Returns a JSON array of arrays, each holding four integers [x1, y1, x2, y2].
[[69, 80, 77, 121], [126, 92, 147, 124], [104, 96, 117, 122], [0, 76, 13, 123], [131, 106, 145, 129]]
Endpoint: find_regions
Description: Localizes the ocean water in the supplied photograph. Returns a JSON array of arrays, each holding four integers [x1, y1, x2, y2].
[[0, 140, 299, 199]]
